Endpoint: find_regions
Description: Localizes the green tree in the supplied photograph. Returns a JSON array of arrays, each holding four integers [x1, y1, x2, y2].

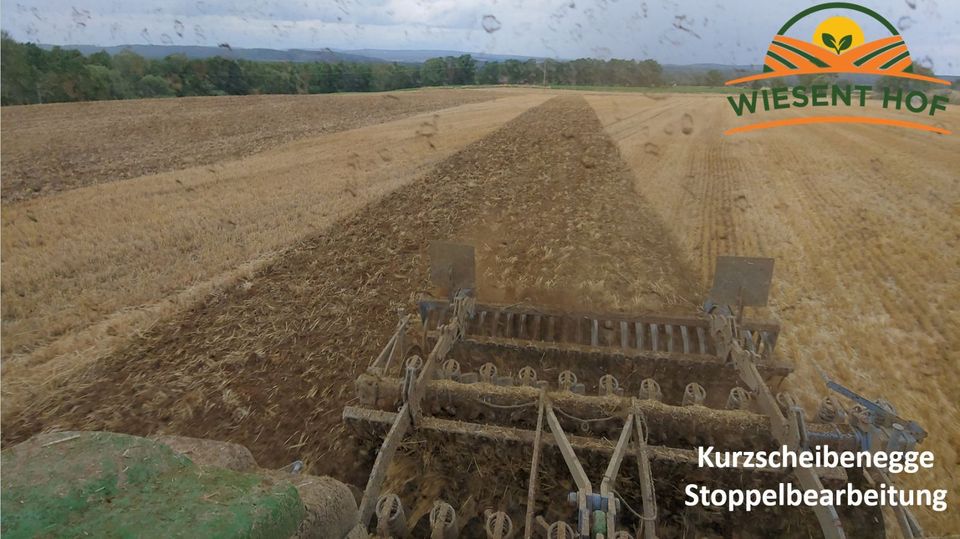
[[1, 32, 38, 104], [76, 64, 114, 100], [205, 57, 248, 95], [477, 62, 500, 84], [137, 74, 175, 97], [421, 57, 446, 86], [501, 60, 525, 84], [452, 54, 476, 84], [112, 50, 147, 80], [704, 69, 725, 87], [88, 50, 112, 68]]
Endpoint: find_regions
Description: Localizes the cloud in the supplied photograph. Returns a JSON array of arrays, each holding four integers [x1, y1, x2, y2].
[[1, 0, 957, 69]]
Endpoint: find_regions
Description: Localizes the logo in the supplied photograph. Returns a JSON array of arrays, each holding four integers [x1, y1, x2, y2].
[[724, 2, 951, 135]]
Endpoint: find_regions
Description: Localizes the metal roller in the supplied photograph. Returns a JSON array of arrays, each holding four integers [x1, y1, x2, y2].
[[428, 501, 457, 539], [639, 378, 663, 401], [484, 510, 514, 539], [405, 355, 423, 371], [682, 382, 706, 406], [518, 366, 538, 387], [727, 387, 751, 410], [818, 396, 843, 423], [375, 493, 406, 538], [480, 362, 498, 383], [776, 391, 799, 413], [441, 359, 461, 381], [598, 374, 620, 396], [547, 521, 576, 539]]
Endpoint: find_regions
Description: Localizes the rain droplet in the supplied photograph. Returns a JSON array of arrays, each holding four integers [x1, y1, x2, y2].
[[905, 0, 917, 9], [734, 194, 749, 212], [174, 20, 184, 38], [160, 33, 173, 44], [644, 142, 660, 156], [897, 16, 914, 30], [916, 55, 934, 70], [681, 113, 694, 135], [482, 14, 502, 33]]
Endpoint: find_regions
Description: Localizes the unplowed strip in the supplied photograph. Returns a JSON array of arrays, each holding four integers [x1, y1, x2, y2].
[[587, 92, 960, 535], [2, 96, 697, 488]]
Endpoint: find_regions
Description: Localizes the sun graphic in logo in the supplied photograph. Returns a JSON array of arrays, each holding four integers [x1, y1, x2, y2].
[[813, 16, 865, 54]]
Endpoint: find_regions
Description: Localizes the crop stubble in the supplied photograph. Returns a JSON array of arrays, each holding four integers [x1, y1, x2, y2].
[[2, 89, 957, 535], [587, 92, 960, 534], [0, 91, 549, 390], [0, 89, 500, 201]]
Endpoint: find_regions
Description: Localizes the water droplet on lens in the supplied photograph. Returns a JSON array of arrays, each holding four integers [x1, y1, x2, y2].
[[644, 142, 660, 156], [905, 0, 917, 9], [897, 16, 914, 30], [681, 113, 694, 135], [482, 15, 502, 33]]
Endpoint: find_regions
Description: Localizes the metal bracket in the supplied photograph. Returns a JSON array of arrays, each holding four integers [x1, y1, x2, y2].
[[429, 241, 476, 297], [708, 256, 774, 307]]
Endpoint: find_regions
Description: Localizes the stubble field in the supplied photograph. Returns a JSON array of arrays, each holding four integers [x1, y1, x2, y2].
[[2, 87, 957, 534]]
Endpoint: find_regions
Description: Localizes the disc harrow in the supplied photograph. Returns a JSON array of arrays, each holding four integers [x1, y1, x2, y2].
[[343, 244, 927, 538]]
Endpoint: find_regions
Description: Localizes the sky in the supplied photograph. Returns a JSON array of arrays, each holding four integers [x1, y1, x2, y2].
[[1, 0, 958, 71]]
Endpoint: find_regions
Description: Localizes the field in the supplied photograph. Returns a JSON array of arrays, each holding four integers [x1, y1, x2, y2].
[[2, 87, 958, 535]]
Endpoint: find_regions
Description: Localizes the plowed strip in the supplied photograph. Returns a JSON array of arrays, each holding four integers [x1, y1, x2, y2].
[[0, 89, 501, 202], [2, 96, 697, 488]]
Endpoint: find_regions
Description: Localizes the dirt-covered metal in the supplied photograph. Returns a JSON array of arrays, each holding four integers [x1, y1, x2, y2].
[[344, 245, 924, 538]]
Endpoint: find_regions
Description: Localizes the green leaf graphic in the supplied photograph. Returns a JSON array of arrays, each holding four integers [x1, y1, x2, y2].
[[822, 32, 837, 51], [838, 35, 853, 52]]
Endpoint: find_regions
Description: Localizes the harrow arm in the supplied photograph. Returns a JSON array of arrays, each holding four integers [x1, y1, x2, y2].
[[523, 392, 547, 539], [357, 291, 474, 528], [599, 416, 633, 536], [545, 401, 593, 537], [632, 412, 658, 539], [717, 313, 846, 539]]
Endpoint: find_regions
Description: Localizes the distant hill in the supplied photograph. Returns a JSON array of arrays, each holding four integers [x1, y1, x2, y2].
[[39, 44, 383, 64], [336, 49, 546, 63], [42, 44, 547, 64]]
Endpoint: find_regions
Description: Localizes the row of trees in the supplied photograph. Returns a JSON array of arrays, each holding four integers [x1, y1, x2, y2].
[[1, 34, 675, 106]]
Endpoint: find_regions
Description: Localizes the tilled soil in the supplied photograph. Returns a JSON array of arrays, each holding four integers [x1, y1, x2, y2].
[[2, 96, 698, 486], [0, 89, 498, 201]]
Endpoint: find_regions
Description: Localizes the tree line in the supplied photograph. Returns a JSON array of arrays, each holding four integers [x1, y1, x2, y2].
[[1, 34, 670, 106]]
